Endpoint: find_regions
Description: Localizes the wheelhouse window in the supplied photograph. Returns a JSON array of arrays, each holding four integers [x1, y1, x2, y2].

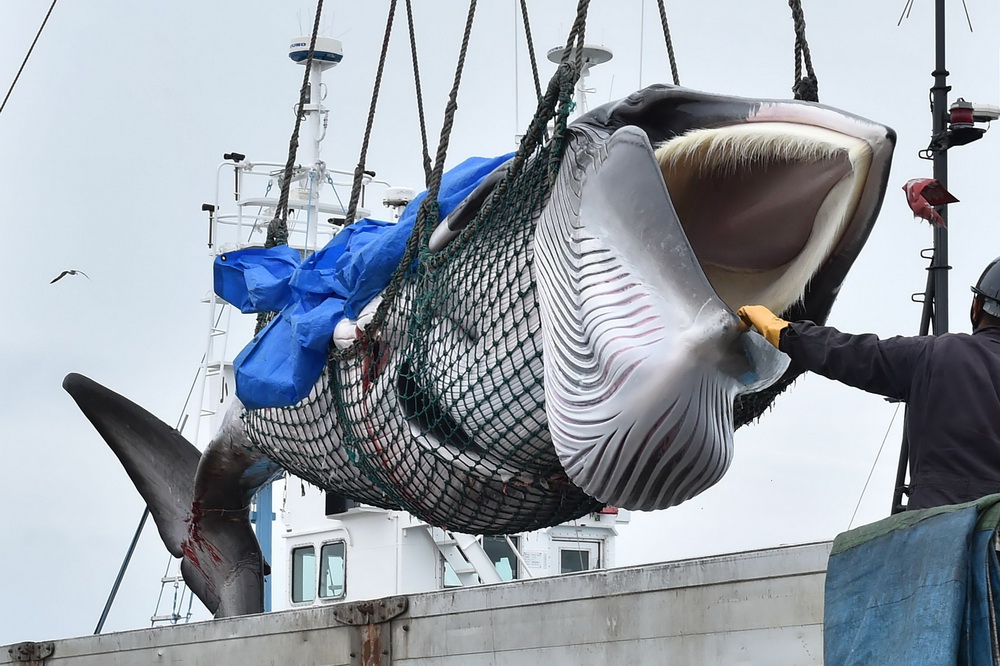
[[556, 539, 602, 574], [319, 541, 346, 599], [291, 545, 316, 603], [560, 548, 590, 573], [483, 535, 520, 581]]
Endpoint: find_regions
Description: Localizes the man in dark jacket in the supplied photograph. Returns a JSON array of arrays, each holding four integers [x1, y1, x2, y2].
[[738, 257, 1000, 510]]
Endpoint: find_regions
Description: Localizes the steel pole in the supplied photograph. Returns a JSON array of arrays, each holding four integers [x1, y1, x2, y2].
[[94, 508, 149, 634], [931, 0, 950, 335], [891, 0, 951, 514]]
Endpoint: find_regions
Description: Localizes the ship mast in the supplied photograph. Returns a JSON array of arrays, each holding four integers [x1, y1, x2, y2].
[[891, 0, 997, 513]]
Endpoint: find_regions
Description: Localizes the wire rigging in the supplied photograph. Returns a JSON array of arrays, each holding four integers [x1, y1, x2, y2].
[[898, 0, 974, 31], [0, 0, 59, 118], [898, 0, 916, 26], [962, 0, 974, 32], [848, 403, 902, 530]]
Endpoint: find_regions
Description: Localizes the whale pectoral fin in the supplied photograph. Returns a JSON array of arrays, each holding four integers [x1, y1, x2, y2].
[[736, 326, 792, 395], [62, 373, 198, 558]]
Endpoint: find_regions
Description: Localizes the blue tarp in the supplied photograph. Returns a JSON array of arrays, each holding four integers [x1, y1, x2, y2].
[[824, 494, 1000, 666], [214, 153, 513, 410]]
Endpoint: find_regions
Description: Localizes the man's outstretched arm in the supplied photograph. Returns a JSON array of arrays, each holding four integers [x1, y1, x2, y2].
[[738, 305, 927, 400]]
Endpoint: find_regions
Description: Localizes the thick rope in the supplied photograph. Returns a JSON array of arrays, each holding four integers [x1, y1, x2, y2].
[[561, 1, 590, 68], [518, 0, 543, 102], [405, 0, 433, 187], [655, 0, 680, 86], [266, 0, 325, 248], [440, 0, 590, 245], [437, 0, 590, 231], [331, 0, 592, 361], [422, 0, 480, 210], [345, 0, 399, 225], [256, 0, 324, 333], [788, 0, 819, 102], [332, 0, 480, 359], [546, 0, 591, 180]]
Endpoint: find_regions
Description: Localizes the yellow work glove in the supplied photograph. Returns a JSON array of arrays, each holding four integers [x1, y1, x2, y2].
[[737, 305, 789, 349]]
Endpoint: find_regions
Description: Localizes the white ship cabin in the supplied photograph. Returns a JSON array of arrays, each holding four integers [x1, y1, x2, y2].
[[274, 481, 630, 610]]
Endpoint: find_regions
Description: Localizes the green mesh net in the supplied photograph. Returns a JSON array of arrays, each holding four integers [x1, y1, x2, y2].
[[244, 66, 603, 534]]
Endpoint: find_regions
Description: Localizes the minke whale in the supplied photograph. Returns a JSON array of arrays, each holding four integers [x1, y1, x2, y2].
[[64, 85, 895, 617]]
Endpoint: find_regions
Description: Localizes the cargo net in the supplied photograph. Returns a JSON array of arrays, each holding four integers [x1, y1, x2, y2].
[[245, 69, 602, 535]]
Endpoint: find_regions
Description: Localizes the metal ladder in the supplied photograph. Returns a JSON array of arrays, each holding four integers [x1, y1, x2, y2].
[[149, 298, 236, 626], [429, 527, 503, 586]]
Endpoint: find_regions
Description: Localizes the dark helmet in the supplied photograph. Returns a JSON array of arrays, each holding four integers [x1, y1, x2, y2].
[[971, 257, 1000, 317]]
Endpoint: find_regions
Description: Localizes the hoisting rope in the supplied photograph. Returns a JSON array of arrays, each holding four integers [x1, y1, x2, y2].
[[254, 0, 324, 334], [544, 1, 591, 181], [518, 0, 543, 102], [655, 0, 681, 86], [788, 0, 819, 102], [266, 0, 325, 249], [331, 0, 592, 360], [345, 0, 399, 225], [347, 0, 482, 349], [421, 0, 481, 207], [404, 0, 433, 187]]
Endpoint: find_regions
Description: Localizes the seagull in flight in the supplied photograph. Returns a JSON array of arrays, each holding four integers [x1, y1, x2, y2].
[[50, 269, 90, 284]]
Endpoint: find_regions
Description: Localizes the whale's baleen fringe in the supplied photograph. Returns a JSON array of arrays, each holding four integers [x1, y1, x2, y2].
[[654, 123, 870, 177]]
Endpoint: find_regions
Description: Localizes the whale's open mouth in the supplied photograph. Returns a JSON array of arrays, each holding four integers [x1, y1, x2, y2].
[[532, 90, 895, 511], [655, 122, 873, 314], [386, 87, 896, 514]]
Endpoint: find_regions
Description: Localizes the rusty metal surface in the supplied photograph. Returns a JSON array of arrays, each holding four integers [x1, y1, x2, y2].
[[334, 597, 408, 666], [333, 597, 409, 626], [6, 642, 53, 665]]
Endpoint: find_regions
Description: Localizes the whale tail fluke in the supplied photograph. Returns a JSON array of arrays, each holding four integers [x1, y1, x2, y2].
[[63, 373, 272, 617], [63, 372, 198, 558]]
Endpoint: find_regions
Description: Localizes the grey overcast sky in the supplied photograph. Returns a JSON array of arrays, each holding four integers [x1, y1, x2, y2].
[[2, 0, 999, 644]]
